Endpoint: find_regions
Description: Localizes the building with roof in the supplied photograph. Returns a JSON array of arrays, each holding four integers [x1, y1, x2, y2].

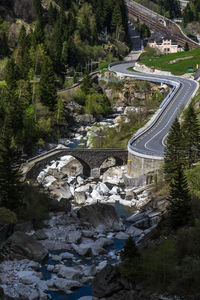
[[147, 31, 183, 54]]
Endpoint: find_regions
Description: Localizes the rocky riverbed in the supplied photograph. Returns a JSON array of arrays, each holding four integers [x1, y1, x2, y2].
[[0, 149, 161, 299], [0, 87, 166, 299]]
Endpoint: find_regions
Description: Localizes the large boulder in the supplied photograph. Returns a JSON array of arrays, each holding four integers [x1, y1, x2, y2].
[[92, 265, 123, 298], [77, 203, 124, 231], [1, 231, 48, 262]]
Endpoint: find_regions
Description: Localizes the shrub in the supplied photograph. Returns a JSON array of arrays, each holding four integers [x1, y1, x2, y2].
[[0, 207, 17, 224]]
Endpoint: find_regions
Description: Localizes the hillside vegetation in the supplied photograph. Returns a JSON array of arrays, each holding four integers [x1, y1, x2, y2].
[[140, 47, 200, 75], [0, 0, 129, 153]]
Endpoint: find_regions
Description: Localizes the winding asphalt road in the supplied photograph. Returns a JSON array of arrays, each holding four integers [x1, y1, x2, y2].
[[110, 62, 199, 158]]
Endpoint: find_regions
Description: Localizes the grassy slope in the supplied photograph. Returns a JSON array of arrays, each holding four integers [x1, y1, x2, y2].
[[140, 48, 200, 75]]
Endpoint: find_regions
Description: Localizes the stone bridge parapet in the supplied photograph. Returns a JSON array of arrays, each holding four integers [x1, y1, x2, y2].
[[23, 148, 128, 179]]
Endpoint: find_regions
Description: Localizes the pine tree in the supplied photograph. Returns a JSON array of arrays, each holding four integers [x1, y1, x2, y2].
[[164, 118, 184, 182], [111, 2, 122, 32], [33, 0, 43, 24], [39, 56, 57, 111], [166, 168, 192, 230], [0, 33, 9, 57], [120, 237, 140, 262], [0, 132, 23, 211], [184, 42, 189, 52], [81, 73, 93, 94], [182, 104, 200, 168], [4, 58, 18, 90]]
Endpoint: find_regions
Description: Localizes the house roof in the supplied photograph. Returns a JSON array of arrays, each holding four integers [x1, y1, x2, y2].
[[148, 30, 177, 45]]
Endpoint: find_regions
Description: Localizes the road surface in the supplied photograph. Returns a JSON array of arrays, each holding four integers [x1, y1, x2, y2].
[[110, 62, 199, 158]]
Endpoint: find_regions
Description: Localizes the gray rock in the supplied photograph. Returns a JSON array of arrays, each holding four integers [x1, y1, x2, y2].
[[92, 265, 123, 298], [51, 254, 62, 262], [115, 232, 129, 240], [126, 225, 143, 237], [81, 265, 96, 277], [96, 260, 107, 272], [47, 278, 82, 293], [91, 244, 106, 256], [94, 237, 114, 248], [77, 203, 123, 231], [59, 183, 73, 200], [72, 243, 91, 256], [67, 230, 82, 244], [56, 265, 81, 280], [33, 229, 48, 240], [74, 189, 86, 205], [60, 252, 74, 260], [47, 265, 54, 272], [75, 114, 95, 125], [82, 229, 94, 238], [2, 231, 48, 262]]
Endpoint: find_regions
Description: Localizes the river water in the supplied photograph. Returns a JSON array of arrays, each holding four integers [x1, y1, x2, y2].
[[40, 202, 136, 300], [37, 111, 137, 299]]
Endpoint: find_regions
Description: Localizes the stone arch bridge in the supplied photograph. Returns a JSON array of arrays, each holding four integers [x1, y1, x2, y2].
[[23, 148, 128, 180]]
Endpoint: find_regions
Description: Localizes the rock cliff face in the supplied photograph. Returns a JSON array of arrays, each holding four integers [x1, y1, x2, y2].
[[13, 0, 36, 22], [100, 78, 169, 107], [0, 0, 36, 22]]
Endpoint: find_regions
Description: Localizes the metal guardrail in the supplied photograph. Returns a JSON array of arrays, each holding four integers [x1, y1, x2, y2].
[[109, 62, 182, 158]]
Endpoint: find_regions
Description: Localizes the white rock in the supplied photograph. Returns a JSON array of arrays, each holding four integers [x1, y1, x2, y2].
[[47, 278, 81, 293], [43, 175, 56, 187], [85, 197, 97, 205], [91, 190, 104, 201], [97, 183, 110, 195], [60, 155, 73, 161], [67, 230, 82, 244], [47, 265, 54, 272], [115, 232, 129, 240], [37, 171, 47, 184], [60, 252, 74, 260], [110, 186, 120, 195], [119, 199, 133, 207], [51, 255, 62, 262], [96, 260, 107, 272], [108, 194, 122, 202], [77, 175, 85, 185]]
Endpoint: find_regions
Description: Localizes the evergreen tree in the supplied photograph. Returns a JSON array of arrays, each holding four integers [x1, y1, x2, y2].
[[4, 58, 18, 90], [80, 73, 93, 94], [182, 104, 200, 168], [120, 237, 140, 262], [111, 2, 122, 32], [184, 42, 189, 52], [165, 168, 192, 230], [164, 118, 184, 182], [39, 56, 57, 111], [0, 132, 23, 211], [33, 0, 43, 24], [0, 33, 9, 57]]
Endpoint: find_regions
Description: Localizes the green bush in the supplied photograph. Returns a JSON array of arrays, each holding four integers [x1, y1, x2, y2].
[[17, 184, 52, 224], [0, 207, 17, 224], [84, 93, 111, 118]]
